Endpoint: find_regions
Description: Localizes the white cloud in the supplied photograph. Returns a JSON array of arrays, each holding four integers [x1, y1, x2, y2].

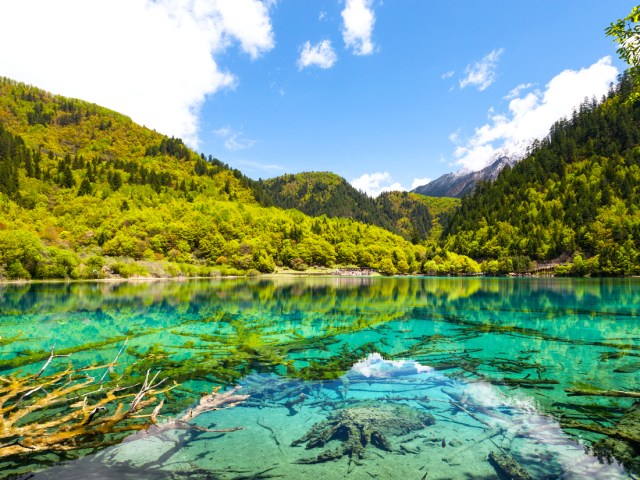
[[341, 0, 376, 55], [411, 177, 432, 190], [504, 82, 533, 100], [351, 172, 404, 197], [441, 70, 455, 80], [297, 40, 338, 70], [214, 126, 256, 151], [459, 48, 504, 91], [210, 0, 275, 60], [0, 0, 275, 148], [232, 159, 285, 173], [452, 57, 619, 171]]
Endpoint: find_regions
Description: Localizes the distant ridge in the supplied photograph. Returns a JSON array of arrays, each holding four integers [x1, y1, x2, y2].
[[412, 156, 517, 198], [260, 172, 441, 241]]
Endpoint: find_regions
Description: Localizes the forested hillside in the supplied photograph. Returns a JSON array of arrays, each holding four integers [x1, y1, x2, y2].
[[0, 77, 483, 280], [3, 65, 640, 279], [375, 191, 436, 242], [261, 172, 443, 242], [444, 73, 640, 275], [260, 172, 398, 233]]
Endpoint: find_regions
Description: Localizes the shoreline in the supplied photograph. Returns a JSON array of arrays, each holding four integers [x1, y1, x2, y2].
[[1, 270, 639, 286]]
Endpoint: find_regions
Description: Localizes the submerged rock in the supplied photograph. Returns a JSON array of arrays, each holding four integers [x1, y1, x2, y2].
[[292, 401, 435, 464]]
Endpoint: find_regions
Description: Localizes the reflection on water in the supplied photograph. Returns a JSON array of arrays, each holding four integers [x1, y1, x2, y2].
[[0, 277, 639, 478]]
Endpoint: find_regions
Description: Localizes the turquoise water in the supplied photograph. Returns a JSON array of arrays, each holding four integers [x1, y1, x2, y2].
[[0, 277, 639, 479]]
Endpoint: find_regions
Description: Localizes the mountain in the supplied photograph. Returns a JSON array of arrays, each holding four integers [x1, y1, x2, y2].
[[412, 156, 517, 198], [376, 191, 456, 242], [260, 172, 452, 242], [443, 73, 640, 275], [260, 172, 397, 233], [0, 77, 483, 280]]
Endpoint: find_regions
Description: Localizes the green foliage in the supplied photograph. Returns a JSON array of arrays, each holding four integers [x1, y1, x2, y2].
[[261, 172, 440, 241], [445, 73, 640, 276], [145, 136, 191, 160], [36, 246, 79, 279], [79, 255, 106, 279], [606, 6, 640, 71], [260, 172, 399, 233], [0, 230, 45, 279], [77, 177, 92, 196], [418, 195, 460, 240], [606, 6, 640, 105], [0, 78, 437, 280], [0, 123, 29, 199], [375, 191, 432, 242], [109, 261, 149, 278], [378, 257, 397, 275]]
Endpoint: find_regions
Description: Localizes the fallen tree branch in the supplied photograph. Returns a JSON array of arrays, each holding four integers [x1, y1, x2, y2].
[[561, 420, 640, 444], [100, 338, 128, 383], [565, 388, 640, 399], [34, 345, 70, 380]]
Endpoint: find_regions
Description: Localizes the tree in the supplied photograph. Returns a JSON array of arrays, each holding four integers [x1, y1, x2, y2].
[[606, 6, 640, 71], [378, 257, 397, 275], [77, 177, 92, 196], [61, 164, 75, 188], [109, 170, 123, 191]]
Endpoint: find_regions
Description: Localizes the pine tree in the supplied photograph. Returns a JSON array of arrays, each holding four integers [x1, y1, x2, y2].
[[109, 171, 123, 191], [61, 164, 76, 188], [77, 178, 92, 196]]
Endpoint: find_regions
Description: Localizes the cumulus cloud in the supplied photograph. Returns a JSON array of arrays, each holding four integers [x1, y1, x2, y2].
[[452, 57, 619, 171], [504, 82, 533, 100], [351, 172, 404, 197], [459, 48, 504, 91], [0, 0, 275, 148], [341, 0, 376, 55], [411, 177, 432, 190], [214, 126, 256, 151], [441, 70, 455, 80], [297, 40, 338, 70]]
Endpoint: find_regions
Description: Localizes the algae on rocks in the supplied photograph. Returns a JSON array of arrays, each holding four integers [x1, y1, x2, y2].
[[292, 401, 435, 465]]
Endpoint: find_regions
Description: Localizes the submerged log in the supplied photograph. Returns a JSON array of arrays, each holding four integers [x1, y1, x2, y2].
[[565, 388, 640, 399], [0, 344, 248, 460], [500, 377, 559, 388], [590, 401, 640, 474], [561, 400, 640, 475], [0, 366, 172, 457], [488, 451, 533, 480], [561, 420, 640, 444]]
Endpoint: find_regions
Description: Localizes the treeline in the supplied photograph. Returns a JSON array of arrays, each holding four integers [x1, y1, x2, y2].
[[0, 78, 482, 280], [260, 172, 399, 233], [259, 173, 439, 242], [444, 73, 640, 275]]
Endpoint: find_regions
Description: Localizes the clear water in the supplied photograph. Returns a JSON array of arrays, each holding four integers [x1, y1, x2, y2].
[[1, 277, 639, 479]]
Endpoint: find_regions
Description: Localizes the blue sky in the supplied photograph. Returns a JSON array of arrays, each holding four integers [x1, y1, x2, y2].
[[0, 1, 633, 195]]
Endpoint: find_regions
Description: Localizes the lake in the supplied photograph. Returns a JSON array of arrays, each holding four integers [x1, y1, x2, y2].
[[1, 276, 638, 479]]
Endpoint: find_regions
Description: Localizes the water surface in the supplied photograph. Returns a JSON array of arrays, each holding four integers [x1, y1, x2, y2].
[[1, 277, 638, 479]]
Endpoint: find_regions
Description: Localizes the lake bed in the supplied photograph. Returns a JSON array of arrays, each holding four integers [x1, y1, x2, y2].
[[1, 277, 638, 479]]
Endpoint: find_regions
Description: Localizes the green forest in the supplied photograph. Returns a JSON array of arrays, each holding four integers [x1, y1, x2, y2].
[[260, 172, 454, 242], [444, 73, 640, 276], [0, 77, 478, 280], [1, 9, 640, 280]]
